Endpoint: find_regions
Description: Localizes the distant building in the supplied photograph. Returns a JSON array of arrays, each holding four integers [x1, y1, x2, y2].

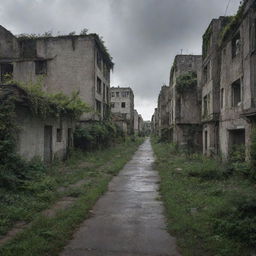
[[0, 84, 75, 162], [134, 109, 139, 135], [157, 85, 170, 139], [110, 87, 134, 134], [138, 114, 144, 135], [0, 25, 114, 121]]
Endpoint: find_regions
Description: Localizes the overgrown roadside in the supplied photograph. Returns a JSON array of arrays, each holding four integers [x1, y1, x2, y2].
[[0, 137, 144, 256], [151, 138, 256, 256]]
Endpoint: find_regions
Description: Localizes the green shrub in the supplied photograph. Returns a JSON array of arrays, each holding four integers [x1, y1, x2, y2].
[[187, 158, 229, 181], [250, 128, 256, 180], [213, 193, 256, 248], [74, 121, 124, 151]]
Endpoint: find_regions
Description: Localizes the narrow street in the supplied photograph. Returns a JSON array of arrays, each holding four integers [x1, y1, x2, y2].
[[60, 138, 181, 256]]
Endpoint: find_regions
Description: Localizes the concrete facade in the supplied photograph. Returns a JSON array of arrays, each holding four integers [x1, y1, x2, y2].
[[134, 109, 139, 135], [219, 0, 256, 159], [0, 26, 113, 121], [201, 17, 230, 156], [110, 87, 134, 134], [169, 55, 202, 150], [0, 84, 75, 162]]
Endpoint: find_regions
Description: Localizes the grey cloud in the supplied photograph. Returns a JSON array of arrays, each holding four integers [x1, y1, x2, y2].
[[0, 0, 241, 119]]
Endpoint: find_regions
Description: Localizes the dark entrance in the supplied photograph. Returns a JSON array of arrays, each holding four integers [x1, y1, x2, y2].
[[0, 63, 13, 82], [44, 125, 53, 163]]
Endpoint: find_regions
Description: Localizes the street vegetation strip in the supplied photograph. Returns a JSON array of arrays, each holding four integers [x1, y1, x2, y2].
[[0, 137, 144, 255], [152, 138, 256, 256]]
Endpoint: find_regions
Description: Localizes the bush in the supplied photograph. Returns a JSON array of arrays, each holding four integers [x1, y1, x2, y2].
[[74, 121, 125, 151], [213, 193, 256, 248], [187, 158, 229, 181], [250, 128, 256, 180]]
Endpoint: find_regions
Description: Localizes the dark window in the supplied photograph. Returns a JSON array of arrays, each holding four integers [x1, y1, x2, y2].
[[56, 128, 62, 142], [232, 79, 241, 107], [97, 77, 102, 94], [203, 95, 208, 116], [220, 88, 224, 109], [116, 92, 119, 97], [232, 32, 241, 58], [35, 60, 47, 75], [103, 83, 106, 101], [111, 92, 115, 97], [229, 129, 245, 160], [203, 63, 210, 83], [0, 63, 13, 82], [106, 87, 109, 103], [97, 51, 102, 70], [121, 102, 126, 108], [204, 130, 208, 152], [111, 102, 115, 108], [96, 100, 101, 113]]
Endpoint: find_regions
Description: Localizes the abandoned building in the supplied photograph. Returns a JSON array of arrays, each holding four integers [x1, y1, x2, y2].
[[138, 114, 144, 135], [219, 0, 256, 159], [110, 87, 134, 134], [0, 84, 75, 162], [134, 109, 139, 135], [157, 85, 170, 139], [168, 55, 202, 150], [201, 17, 231, 156], [0, 25, 114, 121], [152, 0, 256, 160]]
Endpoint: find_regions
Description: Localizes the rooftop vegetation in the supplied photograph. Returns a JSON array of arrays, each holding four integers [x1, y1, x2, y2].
[[176, 71, 197, 94]]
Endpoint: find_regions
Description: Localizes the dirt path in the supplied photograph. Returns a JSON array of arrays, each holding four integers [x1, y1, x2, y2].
[[60, 138, 181, 256]]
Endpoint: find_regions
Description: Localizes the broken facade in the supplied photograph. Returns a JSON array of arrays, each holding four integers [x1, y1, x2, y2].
[[0, 26, 113, 121]]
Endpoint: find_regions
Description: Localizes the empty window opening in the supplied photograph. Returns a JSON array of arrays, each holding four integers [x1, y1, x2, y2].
[[56, 128, 62, 142], [97, 77, 102, 94], [203, 95, 208, 116], [96, 100, 101, 113], [121, 102, 126, 108], [204, 130, 208, 152], [232, 79, 241, 107], [111, 102, 115, 108], [103, 83, 106, 101], [229, 129, 245, 160], [232, 32, 241, 57], [35, 60, 47, 75], [0, 63, 13, 82], [97, 51, 102, 70], [220, 88, 224, 109]]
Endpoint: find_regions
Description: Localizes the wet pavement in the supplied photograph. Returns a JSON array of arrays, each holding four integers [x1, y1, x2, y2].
[[60, 138, 181, 256]]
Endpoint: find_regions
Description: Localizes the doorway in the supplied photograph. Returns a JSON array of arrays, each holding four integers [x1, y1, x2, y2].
[[44, 125, 53, 163]]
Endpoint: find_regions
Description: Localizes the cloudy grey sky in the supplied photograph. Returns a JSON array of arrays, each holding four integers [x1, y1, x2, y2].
[[0, 0, 241, 120]]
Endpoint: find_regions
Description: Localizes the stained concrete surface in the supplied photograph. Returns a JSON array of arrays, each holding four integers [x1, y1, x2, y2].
[[60, 138, 181, 256]]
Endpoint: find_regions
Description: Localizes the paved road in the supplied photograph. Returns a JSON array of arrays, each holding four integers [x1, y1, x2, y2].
[[60, 138, 181, 256]]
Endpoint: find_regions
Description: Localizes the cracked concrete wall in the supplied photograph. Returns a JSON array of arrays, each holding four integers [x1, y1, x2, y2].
[[12, 35, 111, 121], [219, 1, 256, 159], [16, 106, 74, 162]]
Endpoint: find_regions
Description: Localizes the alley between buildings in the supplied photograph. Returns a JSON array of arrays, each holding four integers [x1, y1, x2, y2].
[[60, 138, 181, 256]]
